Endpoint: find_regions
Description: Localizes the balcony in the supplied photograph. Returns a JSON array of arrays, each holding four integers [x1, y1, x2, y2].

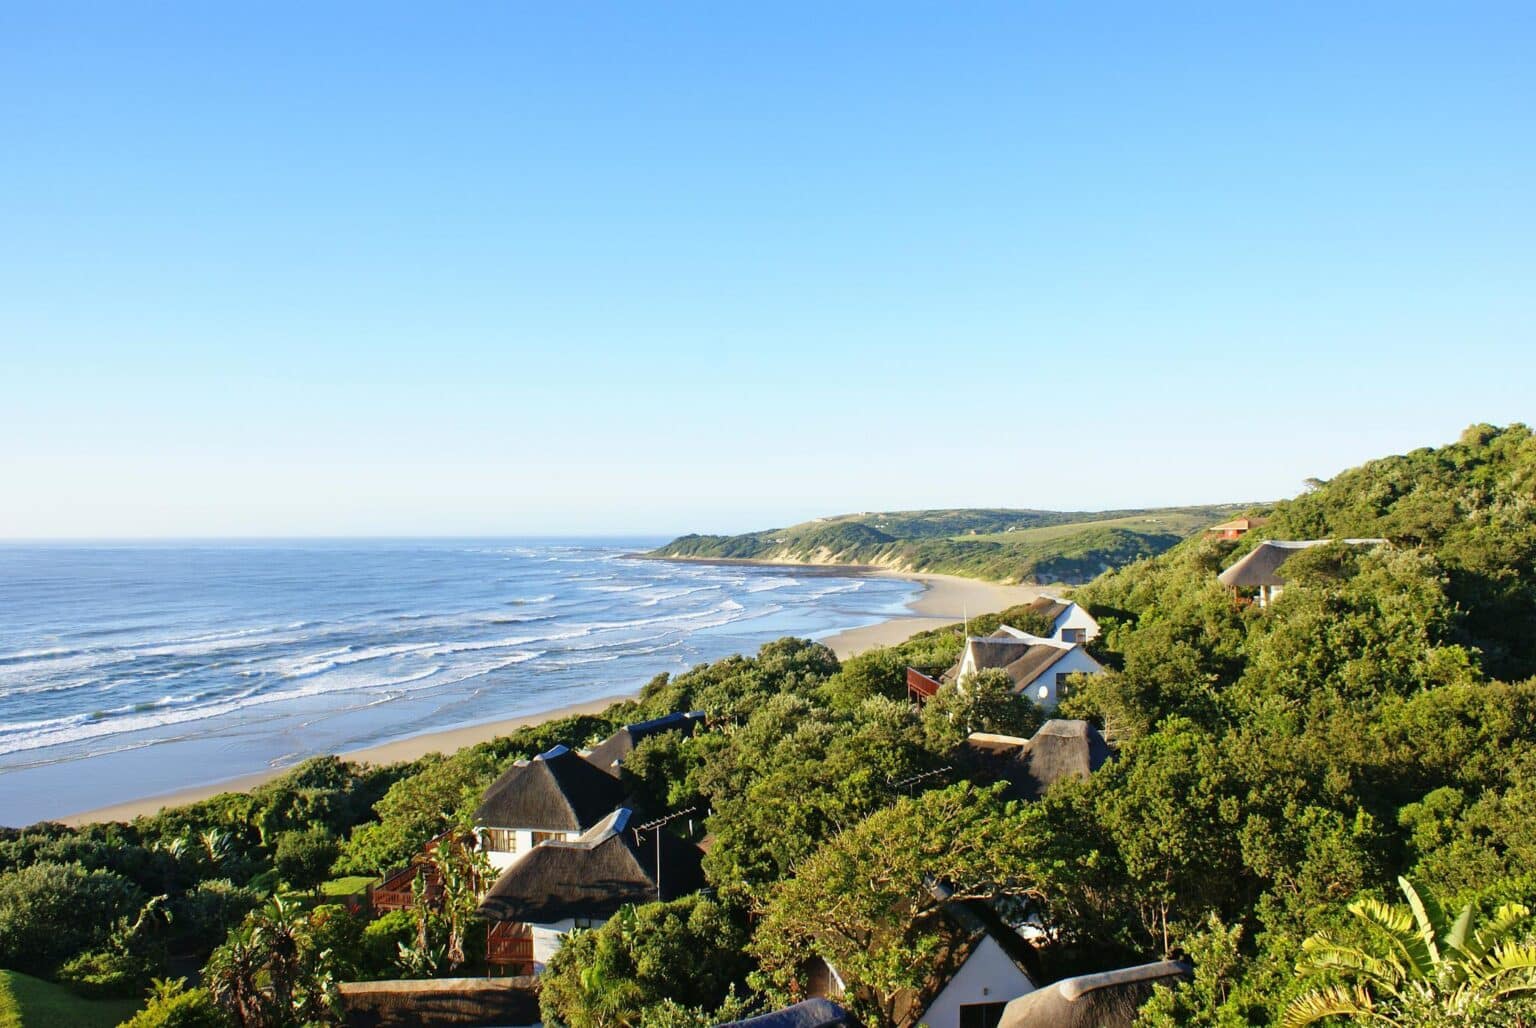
[[906, 667, 942, 704], [487, 922, 536, 975]]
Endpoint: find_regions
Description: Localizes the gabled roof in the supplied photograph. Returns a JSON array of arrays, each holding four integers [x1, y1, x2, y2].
[[584, 710, 705, 777], [998, 960, 1192, 1028], [965, 720, 1113, 801], [1004, 645, 1076, 691], [1026, 596, 1072, 625], [476, 808, 705, 924], [1217, 538, 1389, 589], [946, 634, 1086, 693], [719, 999, 854, 1028], [472, 744, 625, 833], [941, 897, 1044, 983]]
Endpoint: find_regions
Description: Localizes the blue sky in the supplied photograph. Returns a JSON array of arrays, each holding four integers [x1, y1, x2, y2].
[[2, 3, 1533, 537]]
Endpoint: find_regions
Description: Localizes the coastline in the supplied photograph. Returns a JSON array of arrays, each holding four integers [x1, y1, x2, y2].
[[56, 692, 636, 827], [57, 569, 1049, 826], [821, 571, 1052, 658]]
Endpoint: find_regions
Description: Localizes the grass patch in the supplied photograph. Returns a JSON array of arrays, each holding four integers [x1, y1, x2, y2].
[[319, 874, 374, 897], [0, 969, 142, 1028]]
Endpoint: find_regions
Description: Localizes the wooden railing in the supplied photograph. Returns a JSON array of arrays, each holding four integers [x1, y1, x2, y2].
[[487, 923, 536, 974], [906, 667, 942, 704], [367, 863, 444, 915]]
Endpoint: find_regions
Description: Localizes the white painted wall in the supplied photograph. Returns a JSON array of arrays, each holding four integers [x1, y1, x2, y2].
[[531, 918, 606, 972], [1023, 647, 1105, 709], [915, 937, 1035, 1028], [1050, 602, 1100, 643], [482, 828, 575, 872]]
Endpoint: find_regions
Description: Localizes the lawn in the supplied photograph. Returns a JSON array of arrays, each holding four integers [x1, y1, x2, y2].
[[0, 970, 141, 1028], [319, 874, 374, 898]]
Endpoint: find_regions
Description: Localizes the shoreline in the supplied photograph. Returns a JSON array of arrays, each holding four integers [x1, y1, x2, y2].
[[57, 568, 1051, 826], [56, 692, 636, 827], [820, 570, 1053, 658]]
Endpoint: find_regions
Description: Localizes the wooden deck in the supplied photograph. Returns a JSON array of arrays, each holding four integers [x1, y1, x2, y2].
[[907, 667, 943, 704]]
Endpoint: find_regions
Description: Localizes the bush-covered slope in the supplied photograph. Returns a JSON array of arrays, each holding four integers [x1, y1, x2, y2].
[[651, 504, 1246, 584]]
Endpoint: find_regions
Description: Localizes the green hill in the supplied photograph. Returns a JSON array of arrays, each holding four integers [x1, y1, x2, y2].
[[650, 504, 1250, 584]]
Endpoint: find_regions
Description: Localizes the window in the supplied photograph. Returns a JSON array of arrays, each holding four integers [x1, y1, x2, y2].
[[532, 831, 564, 847], [1061, 628, 1085, 643], [572, 917, 597, 930], [484, 829, 516, 853], [959, 1002, 1007, 1028]]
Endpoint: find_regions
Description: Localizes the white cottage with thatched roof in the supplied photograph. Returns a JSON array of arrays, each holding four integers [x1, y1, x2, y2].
[[1217, 538, 1388, 608], [945, 628, 1105, 708], [471, 744, 625, 872], [1020, 596, 1100, 644]]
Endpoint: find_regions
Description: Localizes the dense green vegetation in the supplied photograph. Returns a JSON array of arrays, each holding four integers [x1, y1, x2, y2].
[[5, 424, 1536, 1026], [650, 504, 1247, 584]]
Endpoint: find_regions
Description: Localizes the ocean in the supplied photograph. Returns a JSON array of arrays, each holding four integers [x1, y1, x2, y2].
[[0, 539, 920, 826]]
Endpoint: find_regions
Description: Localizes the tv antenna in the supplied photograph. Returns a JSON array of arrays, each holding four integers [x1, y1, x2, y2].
[[633, 806, 698, 903]]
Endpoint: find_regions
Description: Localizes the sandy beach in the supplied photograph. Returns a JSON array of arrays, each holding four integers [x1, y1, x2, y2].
[[821, 571, 1052, 658], [58, 569, 1048, 826], [57, 692, 636, 826]]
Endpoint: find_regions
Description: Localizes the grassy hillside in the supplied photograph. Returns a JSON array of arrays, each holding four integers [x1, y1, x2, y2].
[[650, 504, 1249, 584], [0, 970, 140, 1028]]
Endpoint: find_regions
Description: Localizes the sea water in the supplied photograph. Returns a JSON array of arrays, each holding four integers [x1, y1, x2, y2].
[[0, 539, 919, 825]]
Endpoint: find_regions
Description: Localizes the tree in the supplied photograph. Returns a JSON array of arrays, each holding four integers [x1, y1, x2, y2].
[[123, 977, 231, 1028], [272, 828, 338, 891], [0, 860, 144, 975], [424, 821, 492, 971], [204, 896, 340, 1027], [1282, 877, 1536, 1026], [1092, 717, 1246, 954], [920, 668, 1042, 749], [752, 782, 1034, 1028], [539, 896, 752, 1028]]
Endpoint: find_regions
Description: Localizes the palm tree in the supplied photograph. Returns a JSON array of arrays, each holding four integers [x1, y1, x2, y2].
[[1283, 876, 1536, 1026], [205, 925, 269, 1028]]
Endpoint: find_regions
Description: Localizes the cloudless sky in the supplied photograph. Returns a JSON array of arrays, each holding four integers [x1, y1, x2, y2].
[[2, 2, 1533, 537]]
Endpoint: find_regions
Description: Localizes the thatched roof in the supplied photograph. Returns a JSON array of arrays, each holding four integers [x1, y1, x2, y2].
[[945, 636, 1076, 692], [964, 720, 1113, 801], [940, 895, 1045, 983], [720, 999, 854, 1028], [1217, 539, 1390, 589], [477, 808, 705, 923], [997, 960, 1193, 1028], [585, 710, 705, 776], [472, 744, 624, 833], [1026, 597, 1072, 625], [337, 976, 540, 1027], [1216, 540, 1321, 588]]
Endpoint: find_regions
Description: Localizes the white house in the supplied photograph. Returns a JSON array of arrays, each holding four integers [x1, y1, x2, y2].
[[1018, 596, 1100, 644], [947, 629, 1105, 709], [804, 900, 1039, 1028], [471, 744, 625, 872], [476, 807, 705, 975], [916, 931, 1038, 1028]]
